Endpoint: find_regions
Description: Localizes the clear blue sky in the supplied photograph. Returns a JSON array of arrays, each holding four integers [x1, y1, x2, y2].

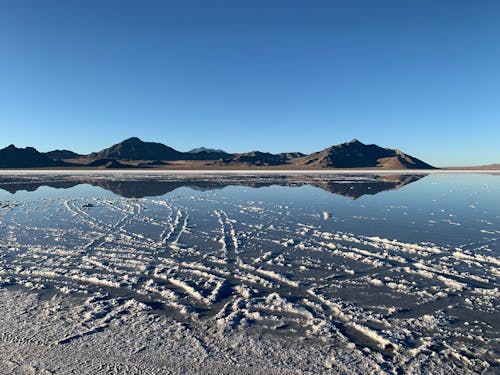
[[1, 1, 499, 166]]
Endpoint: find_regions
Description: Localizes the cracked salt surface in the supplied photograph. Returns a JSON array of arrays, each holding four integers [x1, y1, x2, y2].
[[0, 172, 498, 374]]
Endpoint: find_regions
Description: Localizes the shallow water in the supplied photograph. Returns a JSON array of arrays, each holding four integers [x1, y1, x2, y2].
[[0, 172, 498, 374]]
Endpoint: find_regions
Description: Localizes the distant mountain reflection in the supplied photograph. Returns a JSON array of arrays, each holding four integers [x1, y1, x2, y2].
[[0, 174, 426, 199]]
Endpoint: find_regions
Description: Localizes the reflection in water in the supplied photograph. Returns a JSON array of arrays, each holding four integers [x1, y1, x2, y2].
[[0, 173, 426, 199]]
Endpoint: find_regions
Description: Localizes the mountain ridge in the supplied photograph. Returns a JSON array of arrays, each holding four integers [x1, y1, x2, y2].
[[0, 137, 437, 169]]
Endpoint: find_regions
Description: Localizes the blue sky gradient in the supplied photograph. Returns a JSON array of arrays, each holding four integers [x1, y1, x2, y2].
[[1, 0, 499, 166]]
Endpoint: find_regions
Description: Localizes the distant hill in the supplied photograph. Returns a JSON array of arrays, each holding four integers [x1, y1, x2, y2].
[[44, 149, 82, 160], [295, 139, 434, 169], [186, 148, 229, 161], [445, 164, 500, 170], [188, 147, 226, 154], [0, 145, 65, 168], [86, 137, 184, 161], [0, 137, 437, 169]]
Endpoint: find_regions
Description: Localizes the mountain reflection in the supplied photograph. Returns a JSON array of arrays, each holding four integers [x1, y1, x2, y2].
[[0, 174, 426, 199]]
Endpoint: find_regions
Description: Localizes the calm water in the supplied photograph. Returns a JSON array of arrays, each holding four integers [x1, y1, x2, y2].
[[0, 172, 498, 372]]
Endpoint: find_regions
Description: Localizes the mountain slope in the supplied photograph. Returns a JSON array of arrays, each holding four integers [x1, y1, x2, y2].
[[295, 139, 434, 169], [87, 158, 136, 168]]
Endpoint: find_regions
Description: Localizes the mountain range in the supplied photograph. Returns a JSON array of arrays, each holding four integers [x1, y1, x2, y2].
[[0, 137, 436, 169]]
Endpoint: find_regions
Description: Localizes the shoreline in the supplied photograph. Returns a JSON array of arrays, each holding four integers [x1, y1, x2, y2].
[[0, 169, 499, 175]]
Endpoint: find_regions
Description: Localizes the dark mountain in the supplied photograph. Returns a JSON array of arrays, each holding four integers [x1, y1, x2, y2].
[[87, 137, 184, 161], [44, 149, 82, 160], [296, 139, 435, 169], [0, 145, 65, 168]]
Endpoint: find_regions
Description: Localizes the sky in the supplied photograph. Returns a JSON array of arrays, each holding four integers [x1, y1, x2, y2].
[[0, 0, 499, 167]]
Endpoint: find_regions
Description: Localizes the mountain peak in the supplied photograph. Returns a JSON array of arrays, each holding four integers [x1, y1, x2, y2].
[[122, 137, 143, 144], [329, 139, 365, 149]]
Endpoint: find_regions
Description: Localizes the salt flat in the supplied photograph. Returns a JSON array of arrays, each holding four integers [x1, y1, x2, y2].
[[0, 173, 498, 374]]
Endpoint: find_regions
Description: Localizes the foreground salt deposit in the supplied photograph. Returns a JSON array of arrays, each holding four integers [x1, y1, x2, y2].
[[0, 173, 498, 374]]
